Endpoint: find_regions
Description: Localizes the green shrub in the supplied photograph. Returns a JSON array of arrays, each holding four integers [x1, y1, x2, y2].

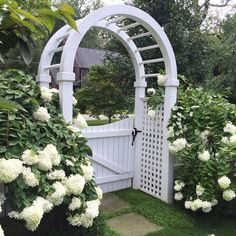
[[0, 70, 102, 233]]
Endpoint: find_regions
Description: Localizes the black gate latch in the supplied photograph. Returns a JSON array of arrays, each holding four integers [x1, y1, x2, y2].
[[131, 128, 142, 146]]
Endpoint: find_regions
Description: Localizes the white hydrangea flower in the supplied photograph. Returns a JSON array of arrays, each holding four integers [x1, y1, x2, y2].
[[47, 182, 66, 206], [211, 199, 218, 206], [21, 149, 38, 165], [80, 213, 94, 228], [174, 192, 183, 201], [201, 201, 212, 213], [64, 174, 85, 196], [184, 201, 192, 209], [74, 114, 88, 130], [67, 125, 81, 133], [8, 211, 21, 220], [50, 88, 59, 93], [224, 122, 236, 135], [33, 107, 51, 122], [200, 130, 209, 142], [218, 176, 231, 189], [16, 197, 51, 232], [167, 127, 174, 138], [229, 135, 236, 143], [67, 213, 83, 226], [40, 87, 52, 102], [65, 159, 74, 167], [33, 197, 53, 213], [37, 150, 52, 172], [72, 96, 77, 105], [148, 109, 156, 117], [157, 74, 167, 86], [47, 170, 66, 181], [43, 144, 60, 166], [198, 150, 210, 162], [85, 199, 100, 218], [0, 225, 4, 236], [147, 88, 156, 95], [0, 158, 23, 183], [174, 180, 185, 191], [81, 164, 94, 182], [95, 186, 103, 200], [21, 206, 43, 231], [22, 167, 39, 187], [169, 138, 187, 154], [190, 199, 203, 211], [221, 137, 229, 144], [68, 197, 82, 211], [223, 189, 236, 201], [196, 184, 205, 196]]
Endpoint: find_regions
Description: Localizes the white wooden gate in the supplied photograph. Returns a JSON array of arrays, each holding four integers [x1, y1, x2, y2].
[[82, 118, 134, 193]]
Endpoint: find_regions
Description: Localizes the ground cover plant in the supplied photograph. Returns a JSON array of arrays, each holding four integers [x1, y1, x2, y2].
[[0, 69, 103, 235], [114, 189, 236, 236]]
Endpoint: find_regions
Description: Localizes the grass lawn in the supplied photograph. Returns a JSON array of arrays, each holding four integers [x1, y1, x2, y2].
[[104, 189, 236, 236], [87, 119, 118, 126]]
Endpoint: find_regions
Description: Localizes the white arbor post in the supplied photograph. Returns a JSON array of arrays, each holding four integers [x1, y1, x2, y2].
[[57, 72, 75, 123], [133, 81, 147, 189], [162, 80, 179, 203]]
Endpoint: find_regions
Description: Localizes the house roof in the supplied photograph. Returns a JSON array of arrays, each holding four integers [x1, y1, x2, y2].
[[74, 47, 107, 68]]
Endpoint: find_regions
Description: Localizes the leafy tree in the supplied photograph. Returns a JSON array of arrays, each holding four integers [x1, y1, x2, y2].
[[0, 1, 77, 65], [75, 61, 134, 123], [204, 13, 236, 103]]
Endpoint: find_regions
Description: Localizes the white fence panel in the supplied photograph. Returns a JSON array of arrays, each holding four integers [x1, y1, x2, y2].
[[82, 118, 134, 193], [140, 101, 165, 199]]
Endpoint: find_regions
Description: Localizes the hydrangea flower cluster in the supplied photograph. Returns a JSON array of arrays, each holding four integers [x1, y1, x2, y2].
[[0, 71, 102, 233], [7, 144, 102, 231]]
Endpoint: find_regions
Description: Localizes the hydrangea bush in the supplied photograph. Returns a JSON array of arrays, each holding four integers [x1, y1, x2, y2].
[[147, 79, 236, 213], [0, 70, 102, 233], [168, 88, 236, 213]]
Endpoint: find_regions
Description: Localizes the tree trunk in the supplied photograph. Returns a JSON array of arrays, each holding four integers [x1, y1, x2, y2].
[[108, 116, 112, 123]]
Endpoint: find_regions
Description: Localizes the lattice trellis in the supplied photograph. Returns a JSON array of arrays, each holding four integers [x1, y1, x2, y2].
[[140, 101, 164, 198]]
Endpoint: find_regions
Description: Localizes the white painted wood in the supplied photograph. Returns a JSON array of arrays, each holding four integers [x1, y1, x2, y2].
[[129, 32, 151, 40], [49, 46, 64, 55], [82, 118, 135, 193], [83, 129, 132, 139], [141, 73, 159, 78], [44, 64, 60, 70], [136, 44, 159, 52], [117, 22, 141, 32], [139, 58, 164, 65], [106, 16, 125, 24]]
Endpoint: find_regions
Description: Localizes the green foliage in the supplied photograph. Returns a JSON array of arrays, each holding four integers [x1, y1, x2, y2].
[[0, 69, 101, 231], [168, 87, 236, 210], [75, 60, 134, 122], [204, 13, 236, 103], [0, 1, 77, 64], [132, 0, 218, 83]]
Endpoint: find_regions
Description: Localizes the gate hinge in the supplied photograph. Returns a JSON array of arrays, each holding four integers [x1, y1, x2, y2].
[[131, 127, 142, 146]]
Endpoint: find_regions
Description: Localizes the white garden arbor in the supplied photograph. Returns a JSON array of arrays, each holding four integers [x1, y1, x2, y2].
[[37, 5, 179, 203]]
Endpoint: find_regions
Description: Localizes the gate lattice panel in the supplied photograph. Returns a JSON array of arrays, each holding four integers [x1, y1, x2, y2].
[[140, 101, 165, 198]]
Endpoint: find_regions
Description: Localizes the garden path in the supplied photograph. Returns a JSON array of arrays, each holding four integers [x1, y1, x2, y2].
[[101, 193, 163, 236]]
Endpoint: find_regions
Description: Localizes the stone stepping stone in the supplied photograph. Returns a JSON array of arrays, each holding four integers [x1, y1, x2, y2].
[[100, 193, 130, 213], [106, 212, 163, 236]]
